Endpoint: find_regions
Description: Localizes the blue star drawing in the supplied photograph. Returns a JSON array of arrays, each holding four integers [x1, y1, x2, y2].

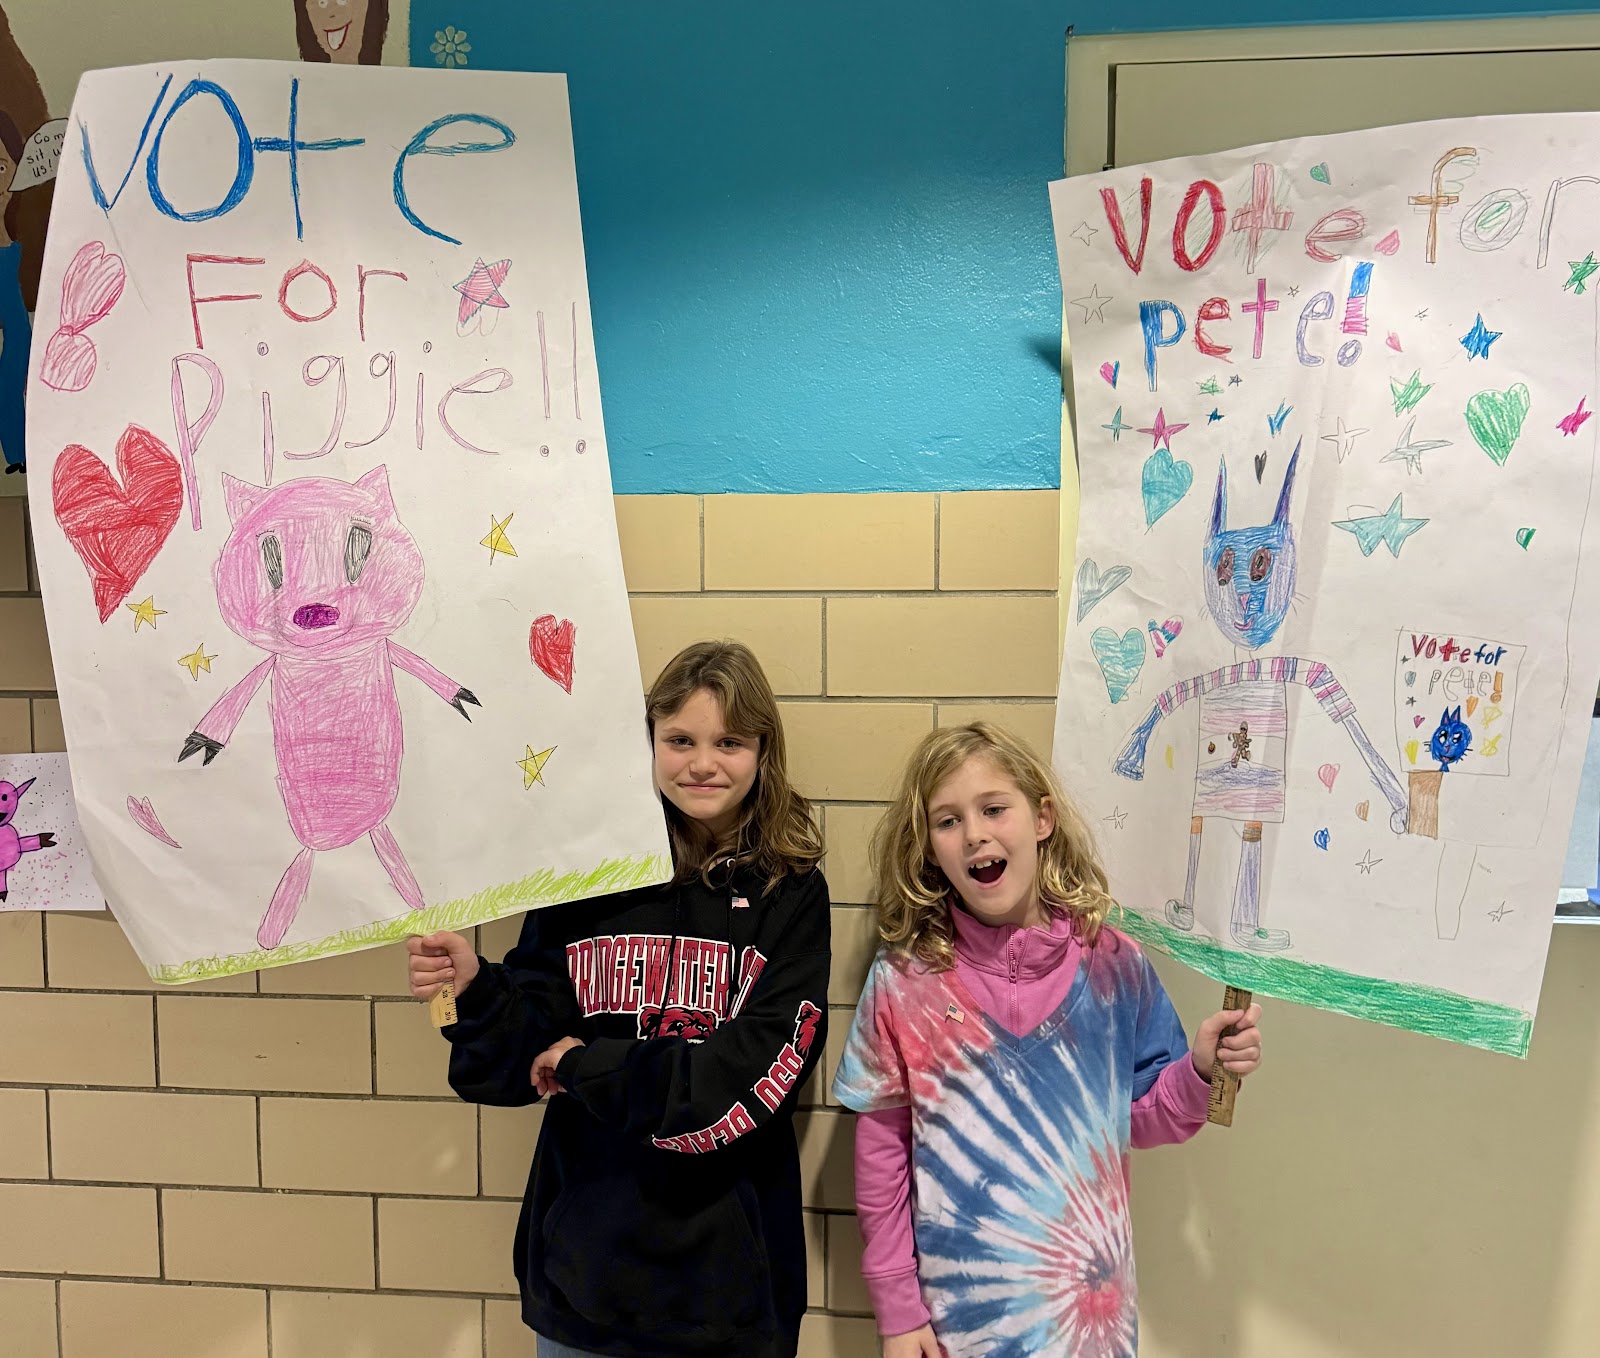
[[1267, 401, 1293, 436], [1333, 495, 1429, 558], [1207, 408, 1224, 423], [1459, 313, 1501, 361], [1101, 407, 1130, 442]]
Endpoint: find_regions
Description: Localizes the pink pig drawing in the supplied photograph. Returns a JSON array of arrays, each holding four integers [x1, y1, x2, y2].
[[179, 466, 479, 950], [0, 778, 57, 903]]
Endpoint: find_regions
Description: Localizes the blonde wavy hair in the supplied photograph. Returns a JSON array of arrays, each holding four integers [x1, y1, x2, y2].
[[647, 640, 823, 892], [872, 722, 1115, 970]]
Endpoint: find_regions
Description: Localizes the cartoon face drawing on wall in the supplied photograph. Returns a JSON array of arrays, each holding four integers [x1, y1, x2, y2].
[[295, 0, 389, 66], [1202, 449, 1298, 651]]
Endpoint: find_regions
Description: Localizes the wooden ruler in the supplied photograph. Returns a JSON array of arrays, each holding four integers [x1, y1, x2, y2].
[[1206, 984, 1250, 1127], [428, 980, 457, 1028]]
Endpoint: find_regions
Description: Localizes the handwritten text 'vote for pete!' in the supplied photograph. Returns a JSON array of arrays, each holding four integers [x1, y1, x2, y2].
[[1114, 150, 1577, 390], [75, 73, 539, 531]]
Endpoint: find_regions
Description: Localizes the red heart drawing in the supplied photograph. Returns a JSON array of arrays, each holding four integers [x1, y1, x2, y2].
[[529, 614, 576, 693], [52, 425, 184, 622]]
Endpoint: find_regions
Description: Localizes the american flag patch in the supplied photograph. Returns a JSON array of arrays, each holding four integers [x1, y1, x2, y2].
[[945, 1003, 965, 1024], [731, 895, 749, 909]]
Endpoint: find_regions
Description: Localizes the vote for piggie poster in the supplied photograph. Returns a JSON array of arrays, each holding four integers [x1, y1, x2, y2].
[[1051, 114, 1600, 1057], [26, 61, 670, 982]]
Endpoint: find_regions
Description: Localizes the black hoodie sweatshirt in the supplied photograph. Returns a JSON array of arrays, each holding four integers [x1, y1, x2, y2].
[[443, 862, 832, 1358]]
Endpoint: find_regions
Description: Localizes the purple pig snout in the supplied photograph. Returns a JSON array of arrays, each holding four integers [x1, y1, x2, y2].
[[293, 604, 340, 630]]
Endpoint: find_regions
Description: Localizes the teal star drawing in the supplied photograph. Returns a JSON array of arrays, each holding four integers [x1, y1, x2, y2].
[[1333, 495, 1429, 557], [1101, 407, 1130, 441], [1459, 313, 1501, 361]]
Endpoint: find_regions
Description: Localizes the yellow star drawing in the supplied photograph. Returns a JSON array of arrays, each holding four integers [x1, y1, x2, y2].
[[480, 512, 517, 563], [178, 643, 216, 681], [127, 596, 167, 632], [518, 744, 556, 788]]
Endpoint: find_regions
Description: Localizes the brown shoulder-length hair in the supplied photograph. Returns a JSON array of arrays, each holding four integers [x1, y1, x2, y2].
[[872, 722, 1115, 971], [0, 108, 23, 241], [294, 0, 390, 66], [646, 640, 822, 893]]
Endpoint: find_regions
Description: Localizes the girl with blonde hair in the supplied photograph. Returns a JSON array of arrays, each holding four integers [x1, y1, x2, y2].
[[834, 722, 1263, 1358], [410, 640, 830, 1358]]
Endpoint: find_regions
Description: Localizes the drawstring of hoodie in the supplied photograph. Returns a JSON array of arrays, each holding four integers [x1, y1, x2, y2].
[[641, 855, 741, 1040]]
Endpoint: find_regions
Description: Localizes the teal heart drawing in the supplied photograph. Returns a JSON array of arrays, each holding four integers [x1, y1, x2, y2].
[[1141, 448, 1193, 526], [1465, 383, 1531, 466], [1090, 626, 1146, 704]]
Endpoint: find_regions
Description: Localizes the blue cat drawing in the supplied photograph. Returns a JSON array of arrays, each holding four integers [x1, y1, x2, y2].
[[1114, 442, 1409, 952], [1430, 707, 1473, 772]]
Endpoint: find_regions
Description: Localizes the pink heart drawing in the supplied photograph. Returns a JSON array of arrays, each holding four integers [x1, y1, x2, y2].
[[1375, 230, 1401, 256], [529, 614, 577, 693], [1146, 616, 1182, 658], [40, 240, 128, 393], [1317, 763, 1340, 792], [1386, 333, 1402, 352], [126, 795, 181, 848], [1099, 361, 1119, 388], [1414, 714, 1426, 728]]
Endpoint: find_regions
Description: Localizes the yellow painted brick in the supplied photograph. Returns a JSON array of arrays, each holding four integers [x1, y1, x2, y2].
[[51, 1090, 257, 1187], [478, 912, 525, 963], [936, 701, 1057, 761], [375, 999, 456, 1097], [379, 1197, 521, 1294], [827, 596, 1060, 698], [259, 939, 411, 997], [0, 597, 55, 690], [615, 493, 701, 592], [0, 909, 44, 986], [60, 1282, 266, 1358], [631, 595, 822, 695], [0, 497, 27, 591], [0, 696, 30, 753], [829, 906, 880, 1006], [938, 490, 1060, 590], [802, 1211, 825, 1306], [157, 996, 370, 1094], [270, 1290, 480, 1358], [0, 1087, 48, 1178], [0, 1277, 58, 1358], [704, 494, 935, 591], [260, 1096, 476, 1195], [45, 911, 249, 993], [0, 1183, 159, 1276], [482, 1102, 544, 1198], [0, 992, 154, 1086], [825, 1214, 872, 1313], [796, 1110, 854, 1211], [798, 1313, 880, 1358], [163, 1190, 374, 1289], [486, 1299, 535, 1358], [780, 701, 933, 802], [823, 803, 885, 906], [30, 697, 65, 753]]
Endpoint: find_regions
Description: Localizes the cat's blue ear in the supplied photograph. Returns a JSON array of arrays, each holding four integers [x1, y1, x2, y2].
[[1274, 440, 1301, 527], [1209, 458, 1228, 538], [1448, 706, 1462, 723]]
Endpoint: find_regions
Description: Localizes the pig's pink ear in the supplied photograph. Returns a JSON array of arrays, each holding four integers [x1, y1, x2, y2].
[[354, 464, 397, 517], [12, 777, 33, 798], [223, 474, 268, 526]]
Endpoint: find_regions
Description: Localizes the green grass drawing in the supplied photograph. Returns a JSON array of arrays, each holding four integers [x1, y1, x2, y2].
[[146, 854, 670, 985], [1117, 909, 1533, 1058]]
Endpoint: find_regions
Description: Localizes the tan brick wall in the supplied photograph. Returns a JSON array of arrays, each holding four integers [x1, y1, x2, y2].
[[0, 492, 1058, 1358]]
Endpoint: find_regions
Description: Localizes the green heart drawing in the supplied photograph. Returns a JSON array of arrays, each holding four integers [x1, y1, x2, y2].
[[1090, 626, 1146, 704], [1465, 383, 1531, 466]]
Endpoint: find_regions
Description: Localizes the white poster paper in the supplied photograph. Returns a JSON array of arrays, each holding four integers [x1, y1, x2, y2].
[[0, 752, 104, 912], [1050, 115, 1600, 1056], [27, 61, 670, 982]]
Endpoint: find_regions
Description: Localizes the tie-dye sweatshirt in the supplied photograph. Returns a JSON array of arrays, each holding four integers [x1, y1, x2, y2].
[[832, 905, 1210, 1357]]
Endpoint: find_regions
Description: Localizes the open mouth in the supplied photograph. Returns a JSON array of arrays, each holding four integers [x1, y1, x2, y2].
[[967, 858, 1006, 886], [323, 21, 351, 51], [293, 603, 340, 630]]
